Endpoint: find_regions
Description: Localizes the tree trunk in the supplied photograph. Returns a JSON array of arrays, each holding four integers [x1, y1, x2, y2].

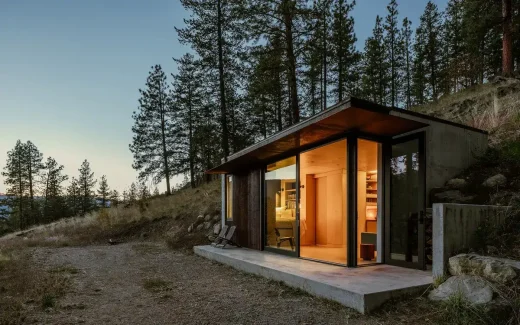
[[503, 0, 513, 77], [17, 151, 24, 230], [27, 147, 34, 226], [160, 88, 171, 195], [283, 1, 299, 124], [188, 85, 195, 189], [217, 0, 230, 159]]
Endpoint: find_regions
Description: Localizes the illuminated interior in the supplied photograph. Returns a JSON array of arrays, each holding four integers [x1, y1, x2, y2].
[[299, 140, 347, 265], [265, 157, 297, 251], [357, 139, 380, 265]]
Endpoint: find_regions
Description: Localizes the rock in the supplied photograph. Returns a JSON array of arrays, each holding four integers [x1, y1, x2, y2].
[[446, 178, 467, 189], [429, 275, 493, 305], [204, 215, 212, 222], [482, 174, 507, 188], [195, 215, 204, 225], [195, 224, 204, 232], [213, 215, 220, 222], [203, 221, 213, 230], [187, 224, 194, 233], [213, 223, 221, 235], [449, 254, 519, 283]]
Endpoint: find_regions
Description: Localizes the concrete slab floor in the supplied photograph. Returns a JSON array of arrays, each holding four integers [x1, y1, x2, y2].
[[194, 245, 432, 314]]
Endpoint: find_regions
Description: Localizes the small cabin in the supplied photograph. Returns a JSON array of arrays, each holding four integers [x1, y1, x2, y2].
[[207, 98, 488, 270]]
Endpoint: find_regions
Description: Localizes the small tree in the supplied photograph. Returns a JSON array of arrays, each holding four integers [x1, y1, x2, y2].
[[97, 175, 110, 208], [78, 160, 97, 215], [128, 183, 138, 205], [66, 177, 80, 217], [2, 140, 29, 229], [42, 157, 68, 222], [110, 190, 120, 207]]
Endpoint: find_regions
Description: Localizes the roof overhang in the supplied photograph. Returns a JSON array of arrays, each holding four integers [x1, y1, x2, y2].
[[207, 98, 430, 174]]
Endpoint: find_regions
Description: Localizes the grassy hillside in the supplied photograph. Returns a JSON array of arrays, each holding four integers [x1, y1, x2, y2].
[[0, 181, 221, 251], [412, 77, 520, 146]]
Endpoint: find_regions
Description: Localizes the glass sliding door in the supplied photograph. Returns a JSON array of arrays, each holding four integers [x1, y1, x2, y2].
[[265, 156, 297, 255], [385, 134, 426, 269], [299, 140, 347, 265]]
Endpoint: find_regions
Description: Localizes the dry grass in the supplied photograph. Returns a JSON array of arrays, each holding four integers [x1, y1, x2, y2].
[[412, 77, 520, 146], [0, 181, 221, 250], [0, 250, 70, 325], [142, 278, 172, 293]]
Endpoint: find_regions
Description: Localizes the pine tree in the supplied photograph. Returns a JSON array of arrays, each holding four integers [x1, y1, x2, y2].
[[400, 18, 413, 108], [153, 187, 160, 197], [177, 0, 247, 158], [78, 160, 96, 215], [24, 141, 44, 226], [330, 0, 360, 102], [66, 177, 80, 217], [128, 183, 138, 204], [138, 182, 150, 201], [130, 65, 176, 195], [384, 0, 402, 107], [110, 190, 120, 207], [361, 16, 389, 105], [42, 157, 68, 222], [172, 54, 204, 188], [2, 140, 29, 229], [247, 0, 312, 124], [413, 1, 443, 102], [97, 175, 110, 208], [444, 0, 465, 93]]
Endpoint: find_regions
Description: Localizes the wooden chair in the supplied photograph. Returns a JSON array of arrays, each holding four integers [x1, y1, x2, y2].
[[216, 225, 241, 249], [275, 228, 294, 250], [209, 224, 228, 246]]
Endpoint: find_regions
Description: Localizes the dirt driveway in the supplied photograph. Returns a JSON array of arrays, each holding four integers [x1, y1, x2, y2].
[[27, 242, 375, 325]]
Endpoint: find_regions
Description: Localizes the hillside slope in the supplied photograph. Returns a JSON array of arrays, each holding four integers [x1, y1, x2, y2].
[[412, 77, 520, 146]]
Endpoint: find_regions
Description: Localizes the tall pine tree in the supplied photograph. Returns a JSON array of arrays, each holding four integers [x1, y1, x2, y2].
[[130, 65, 176, 195], [78, 160, 96, 215]]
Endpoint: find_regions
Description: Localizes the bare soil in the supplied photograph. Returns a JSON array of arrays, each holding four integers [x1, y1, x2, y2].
[[25, 242, 376, 325]]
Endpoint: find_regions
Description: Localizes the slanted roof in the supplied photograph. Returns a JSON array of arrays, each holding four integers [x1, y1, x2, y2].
[[207, 97, 485, 174]]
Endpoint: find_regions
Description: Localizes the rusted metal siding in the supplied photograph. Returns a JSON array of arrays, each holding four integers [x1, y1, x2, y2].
[[228, 169, 262, 250]]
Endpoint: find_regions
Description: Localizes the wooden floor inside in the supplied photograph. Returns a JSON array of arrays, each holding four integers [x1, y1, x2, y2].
[[300, 245, 378, 265], [300, 246, 346, 264]]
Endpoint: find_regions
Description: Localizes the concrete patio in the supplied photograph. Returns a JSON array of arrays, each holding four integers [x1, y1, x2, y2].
[[194, 245, 432, 313]]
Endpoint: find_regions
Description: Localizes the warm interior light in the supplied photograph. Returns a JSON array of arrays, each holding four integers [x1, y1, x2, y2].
[[366, 207, 377, 220]]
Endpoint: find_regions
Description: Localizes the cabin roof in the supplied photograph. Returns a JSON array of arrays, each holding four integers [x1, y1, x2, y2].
[[207, 97, 486, 174]]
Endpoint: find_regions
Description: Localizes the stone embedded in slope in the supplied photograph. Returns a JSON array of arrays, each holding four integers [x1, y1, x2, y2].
[[482, 174, 507, 188], [449, 254, 518, 283], [446, 178, 467, 189], [213, 223, 221, 235], [429, 275, 493, 305]]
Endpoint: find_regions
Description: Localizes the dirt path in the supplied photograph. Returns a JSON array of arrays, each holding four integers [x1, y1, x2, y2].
[[27, 242, 374, 325]]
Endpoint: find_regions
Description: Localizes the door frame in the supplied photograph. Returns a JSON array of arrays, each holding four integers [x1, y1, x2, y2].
[[383, 132, 426, 270]]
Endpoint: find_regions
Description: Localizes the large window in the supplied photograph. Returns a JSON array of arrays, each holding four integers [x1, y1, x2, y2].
[[265, 157, 296, 251], [299, 140, 347, 265], [226, 175, 233, 221]]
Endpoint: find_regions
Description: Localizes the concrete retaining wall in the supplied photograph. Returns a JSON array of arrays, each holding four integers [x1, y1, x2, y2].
[[432, 203, 511, 277]]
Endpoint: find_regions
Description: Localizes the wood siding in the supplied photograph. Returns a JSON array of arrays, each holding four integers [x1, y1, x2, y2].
[[229, 169, 262, 250]]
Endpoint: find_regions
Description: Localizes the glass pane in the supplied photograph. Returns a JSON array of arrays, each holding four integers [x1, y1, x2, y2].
[[265, 157, 297, 251], [357, 139, 380, 265], [299, 140, 347, 265], [226, 175, 233, 220], [390, 139, 420, 263]]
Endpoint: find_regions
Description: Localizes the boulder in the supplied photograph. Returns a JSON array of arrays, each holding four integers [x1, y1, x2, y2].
[[449, 254, 518, 283], [203, 221, 213, 230], [434, 190, 474, 203], [213, 223, 221, 235], [195, 224, 204, 232], [194, 215, 204, 225], [187, 224, 194, 233], [204, 215, 212, 222], [482, 174, 507, 188], [446, 178, 467, 189], [428, 275, 493, 305]]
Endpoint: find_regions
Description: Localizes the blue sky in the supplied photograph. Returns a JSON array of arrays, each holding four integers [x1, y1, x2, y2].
[[0, 0, 447, 194]]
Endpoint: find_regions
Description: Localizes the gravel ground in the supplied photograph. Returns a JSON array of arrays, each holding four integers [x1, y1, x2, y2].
[[27, 242, 376, 325]]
